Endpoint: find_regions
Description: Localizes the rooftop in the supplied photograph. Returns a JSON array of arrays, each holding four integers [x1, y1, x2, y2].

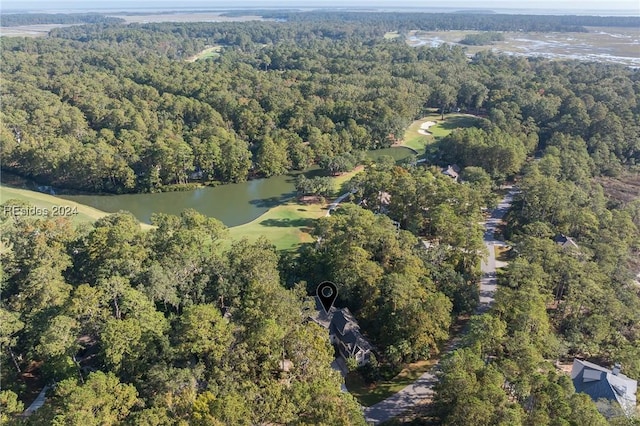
[[571, 359, 637, 417]]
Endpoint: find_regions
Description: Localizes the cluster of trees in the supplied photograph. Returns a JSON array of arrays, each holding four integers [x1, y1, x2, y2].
[[240, 10, 640, 31], [434, 189, 639, 424], [0, 208, 365, 425], [297, 203, 453, 366], [294, 175, 333, 199], [459, 31, 505, 45], [2, 16, 638, 194], [318, 152, 362, 175], [291, 161, 495, 367], [0, 13, 123, 26], [440, 126, 534, 181], [430, 55, 640, 426], [432, 174, 639, 423]]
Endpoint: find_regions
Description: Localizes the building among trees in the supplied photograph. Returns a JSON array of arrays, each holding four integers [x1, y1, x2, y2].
[[553, 234, 579, 250], [308, 298, 373, 367], [571, 359, 638, 418]]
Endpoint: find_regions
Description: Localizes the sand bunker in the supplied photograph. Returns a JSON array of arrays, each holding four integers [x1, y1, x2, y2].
[[417, 121, 437, 135]]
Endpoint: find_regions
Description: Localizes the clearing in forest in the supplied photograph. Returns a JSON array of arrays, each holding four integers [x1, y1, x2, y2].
[[0, 186, 154, 229], [185, 45, 223, 62], [399, 112, 483, 152]]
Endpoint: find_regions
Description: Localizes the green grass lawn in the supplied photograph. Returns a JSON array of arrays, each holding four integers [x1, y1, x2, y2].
[[225, 202, 326, 251], [383, 31, 400, 39], [0, 186, 154, 229], [224, 167, 364, 251], [1, 186, 109, 225], [401, 113, 483, 152], [346, 360, 436, 407], [186, 45, 222, 62]]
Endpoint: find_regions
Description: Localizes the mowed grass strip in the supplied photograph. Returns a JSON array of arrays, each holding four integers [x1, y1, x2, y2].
[[0, 186, 154, 229], [225, 202, 326, 251], [1, 186, 108, 225]]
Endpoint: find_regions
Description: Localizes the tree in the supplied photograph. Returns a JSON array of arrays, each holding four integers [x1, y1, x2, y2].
[[81, 212, 147, 281], [0, 390, 24, 424], [432, 83, 457, 120], [40, 372, 138, 426], [256, 135, 289, 177], [434, 348, 524, 426], [174, 304, 232, 365]]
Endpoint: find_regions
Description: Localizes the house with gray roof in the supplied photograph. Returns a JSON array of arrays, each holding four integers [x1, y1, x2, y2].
[[330, 308, 373, 366], [571, 359, 637, 417], [307, 297, 373, 367], [442, 164, 461, 181], [554, 233, 579, 250]]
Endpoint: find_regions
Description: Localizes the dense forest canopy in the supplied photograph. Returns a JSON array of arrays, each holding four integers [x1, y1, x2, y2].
[[223, 10, 640, 30], [1, 11, 639, 424], [1, 14, 639, 194], [0, 13, 124, 27]]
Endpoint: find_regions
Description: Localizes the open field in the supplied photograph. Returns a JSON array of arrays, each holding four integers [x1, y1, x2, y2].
[[0, 24, 75, 37], [185, 45, 223, 62], [406, 27, 640, 66], [346, 360, 437, 407], [400, 112, 483, 151]]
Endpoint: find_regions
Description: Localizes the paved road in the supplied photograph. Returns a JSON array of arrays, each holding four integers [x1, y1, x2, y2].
[[478, 188, 516, 311], [363, 188, 517, 424], [326, 190, 357, 216], [21, 385, 50, 417]]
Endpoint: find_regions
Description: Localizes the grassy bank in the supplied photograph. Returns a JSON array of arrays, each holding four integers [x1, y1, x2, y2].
[[225, 202, 326, 251], [0, 186, 154, 229], [225, 166, 364, 251], [185, 45, 222, 62]]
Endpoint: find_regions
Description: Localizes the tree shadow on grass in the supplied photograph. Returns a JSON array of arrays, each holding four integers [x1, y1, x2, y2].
[[259, 218, 313, 228], [438, 115, 481, 131]]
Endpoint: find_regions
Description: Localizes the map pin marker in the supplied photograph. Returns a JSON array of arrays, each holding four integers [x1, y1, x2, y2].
[[316, 281, 338, 314]]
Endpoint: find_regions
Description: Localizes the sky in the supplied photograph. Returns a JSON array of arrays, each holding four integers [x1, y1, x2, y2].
[[2, 0, 639, 12]]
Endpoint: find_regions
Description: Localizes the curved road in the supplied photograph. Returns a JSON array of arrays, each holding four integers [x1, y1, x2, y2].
[[363, 187, 517, 424]]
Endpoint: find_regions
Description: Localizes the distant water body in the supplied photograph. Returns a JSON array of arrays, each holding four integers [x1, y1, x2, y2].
[[4, 6, 639, 17]]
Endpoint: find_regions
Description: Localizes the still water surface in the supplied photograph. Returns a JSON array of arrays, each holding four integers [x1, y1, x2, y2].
[[62, 171, 305, 227], [61, 147, 415, 227]]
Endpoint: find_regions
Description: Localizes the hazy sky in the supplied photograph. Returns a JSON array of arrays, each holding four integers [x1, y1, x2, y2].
[[3, 0, 639, 11]]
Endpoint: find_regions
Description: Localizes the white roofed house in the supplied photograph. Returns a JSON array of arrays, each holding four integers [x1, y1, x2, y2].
[[571, 359, 637, 418]]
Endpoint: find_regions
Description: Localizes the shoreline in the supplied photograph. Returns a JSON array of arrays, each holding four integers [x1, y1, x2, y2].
[[1, 166, 364, 248]]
